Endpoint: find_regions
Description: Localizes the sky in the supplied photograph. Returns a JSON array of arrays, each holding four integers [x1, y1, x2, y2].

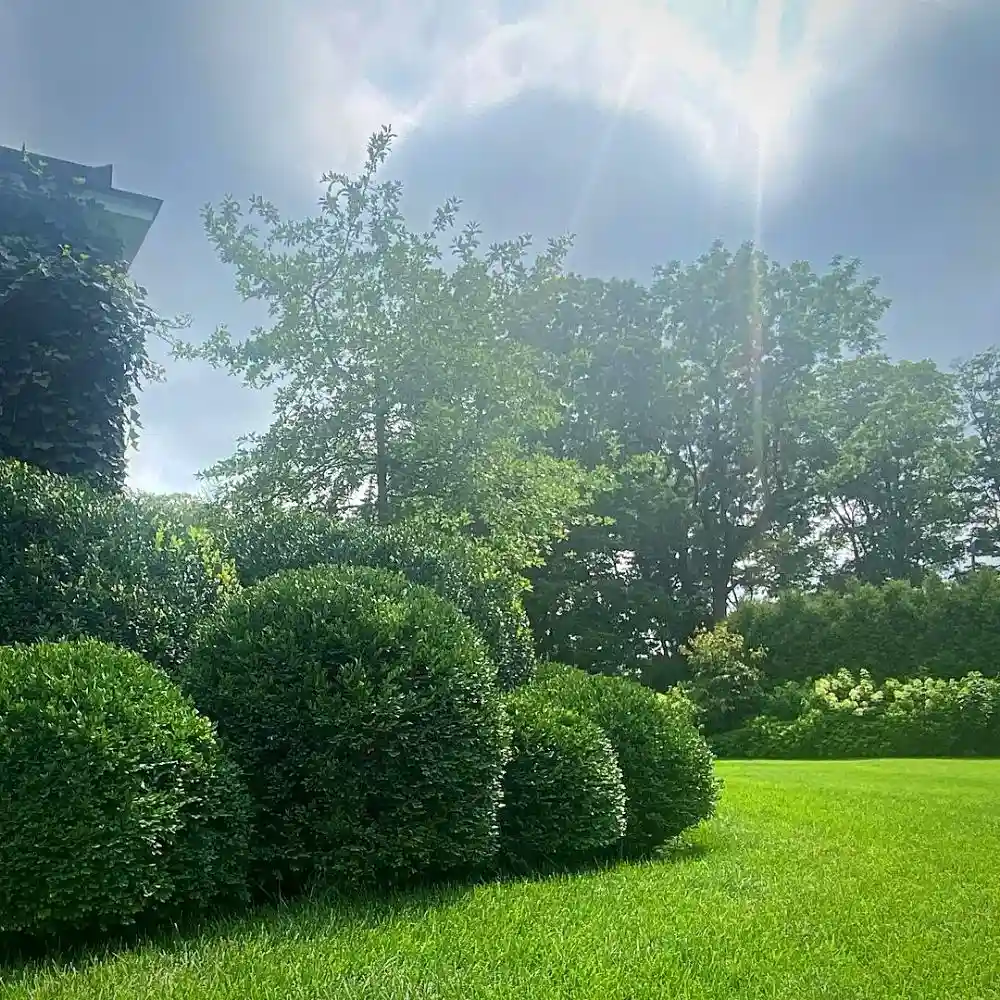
[[3, 0, 999, 495]]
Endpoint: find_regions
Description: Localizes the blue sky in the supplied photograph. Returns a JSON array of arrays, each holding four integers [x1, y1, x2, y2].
[[3, 0, 998, 494]]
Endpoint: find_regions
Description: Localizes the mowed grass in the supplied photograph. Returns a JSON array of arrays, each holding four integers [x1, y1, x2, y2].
[[4, 760, 999, 1000]]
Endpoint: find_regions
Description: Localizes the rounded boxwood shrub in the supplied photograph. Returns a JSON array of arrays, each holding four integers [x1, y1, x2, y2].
[[0, 459, 240, 674], [530, 663, 720, 853], [206, 508, 536, 689], [499, 690, 627, 869], [0, 639, 251, 938], [179, 564, 510, 896]]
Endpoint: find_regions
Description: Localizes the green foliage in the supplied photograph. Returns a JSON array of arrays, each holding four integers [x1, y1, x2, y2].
[[713, 669, 1000, 759], [132, 490, 215, 531], [206, 506, 536, 689], [730, 572, 1000, 686], [0, 148, 166, 487], [527, 453, 707, 680], [176, 126, 597, 569], [525, 243, 891, 677], [498, 690, 627, 868], [679, 621, 767, 734], [179, 564, 510, 896], [0, 459, 240, 673], [758, 679, 813, 722], [528, 663, 720, 852], [0, 639, 250, 937], [954, 347, 1000, 560], [806, 355, 972, 584]]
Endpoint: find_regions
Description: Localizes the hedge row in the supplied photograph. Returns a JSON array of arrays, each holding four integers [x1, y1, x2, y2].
[[0, 461, 535, 689], [729, 573, 1000, 685], [0, 460, 238, 673], [712, 669, 1000, 759], [2, 621, 718, 940]]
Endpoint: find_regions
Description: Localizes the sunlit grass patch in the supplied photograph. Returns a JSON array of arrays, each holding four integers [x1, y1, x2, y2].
[[5, 759, 999, 999]]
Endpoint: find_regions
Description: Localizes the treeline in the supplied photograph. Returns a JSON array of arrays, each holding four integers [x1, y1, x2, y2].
[[176, 130, 1000, 684], [8, 126, 1000, 689]]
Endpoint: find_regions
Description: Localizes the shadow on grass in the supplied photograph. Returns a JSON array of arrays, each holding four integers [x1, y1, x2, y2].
[[0, 882, 473, 990], [0, 834, 717, 989]]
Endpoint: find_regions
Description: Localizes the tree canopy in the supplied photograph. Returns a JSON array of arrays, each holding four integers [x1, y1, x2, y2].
[[165, 125, 1000, 682]]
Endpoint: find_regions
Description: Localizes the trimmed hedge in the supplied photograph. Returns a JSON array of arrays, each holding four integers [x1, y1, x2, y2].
[[206, 508, 536, 689], [499, 690, 627, 868], [0, 459, 240, 674], [529, 663, 720, 852], [180, 564, 510, 896], [730, 573, 1000, 686], [712, 669, 1000, 759], [0, 639, 250, 938]]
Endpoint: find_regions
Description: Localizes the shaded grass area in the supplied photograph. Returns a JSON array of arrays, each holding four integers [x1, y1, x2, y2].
[[4, 759, 999, 999]]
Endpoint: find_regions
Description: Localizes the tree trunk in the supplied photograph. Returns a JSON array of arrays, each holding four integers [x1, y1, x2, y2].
[[711, 563, 731, 621], [374, 405, 390, 526]]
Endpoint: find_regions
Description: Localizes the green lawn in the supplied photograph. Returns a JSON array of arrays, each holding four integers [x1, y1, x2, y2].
[[4, 759, 999, 1000]]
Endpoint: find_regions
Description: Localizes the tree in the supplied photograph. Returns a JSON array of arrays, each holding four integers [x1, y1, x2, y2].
[[679, 620, 766, 735], [526, 452, 704, 680], [808, 355, 972, 584], [176, 127, 598, 570], [650, 241, 889, 619], [526, 243, 891, 678], [955, 347, 1000, 564], [518, 276, 705, 676]]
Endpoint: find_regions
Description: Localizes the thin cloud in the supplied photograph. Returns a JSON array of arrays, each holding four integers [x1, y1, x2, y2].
[[203, 0, 971, 200]]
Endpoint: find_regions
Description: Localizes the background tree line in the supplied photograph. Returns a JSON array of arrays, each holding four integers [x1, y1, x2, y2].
[[8, 127, 995, 691], [158, 128, 1000, 687]]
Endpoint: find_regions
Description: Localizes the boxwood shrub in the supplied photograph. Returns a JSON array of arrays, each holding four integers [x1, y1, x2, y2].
[[530, 663, 720, 853], [179, 564, 510, 896], [499, 689, 627, 869], [0, 639, 250, 938], [0, 459, 240, 673], [205, 508, 536, 689]]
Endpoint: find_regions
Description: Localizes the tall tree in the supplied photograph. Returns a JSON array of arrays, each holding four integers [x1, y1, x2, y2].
[[519, 277, 702, 676], [650, 241, 888, 619], [955, 347, 1000, 563], [808, 355, 972, 584], [176, 127, 597, 570], [526, 245, 890, 676]]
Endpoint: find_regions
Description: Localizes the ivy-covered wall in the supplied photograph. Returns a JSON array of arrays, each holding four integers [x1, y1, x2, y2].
[[0, 150, 160, 489]]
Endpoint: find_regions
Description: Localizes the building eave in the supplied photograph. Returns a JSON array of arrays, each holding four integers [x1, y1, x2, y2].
[[0, 144, 162, 266]]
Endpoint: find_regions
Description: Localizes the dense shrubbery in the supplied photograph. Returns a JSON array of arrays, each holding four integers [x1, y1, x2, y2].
[[530, 663, 720, 853], [180, 564, 510, 896], [712, 669, 1000, 759], [207, 508, 536, 689], [0, 459, 239, 673], [730, 573, 1000, 686], [498, 689, 627, 868], [0, 639, 250, 937], [679, 622, 766, 735]]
